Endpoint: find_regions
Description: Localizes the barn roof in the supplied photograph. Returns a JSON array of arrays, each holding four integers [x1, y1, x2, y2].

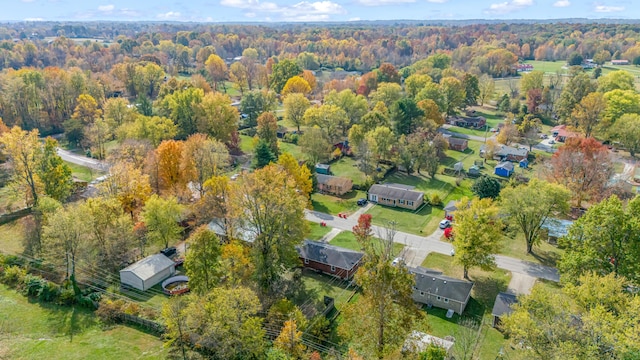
[[120, 254, 174, 281]]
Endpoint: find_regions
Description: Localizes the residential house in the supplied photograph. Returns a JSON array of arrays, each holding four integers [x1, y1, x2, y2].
[[120, 254, 176, 291], [492, 292, 518, 328], [409, 267, 474, 315], [315, 163, 331, 175], [453, 116, 486, 129], [447, 137, 468, 151], [540, 218, 574, 244], [519, 158, 529, 168], [611, 59, 630, 65], [368, 183, 424, 210], [494, 161, 514, 177], [480, 144, 529, 162], [403, 331, 455, 358], [297, 240, 364, 280], [316, 174, 353, 196], [443, 200, 458, 218], [551, 125, 579, 143]]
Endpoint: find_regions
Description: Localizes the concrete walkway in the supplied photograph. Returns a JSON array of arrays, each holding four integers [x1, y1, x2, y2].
[[348, 202, 375, 220], [319, 228, 342, 243], [305, 209, 560, 282], [507, 273, 537, 295]]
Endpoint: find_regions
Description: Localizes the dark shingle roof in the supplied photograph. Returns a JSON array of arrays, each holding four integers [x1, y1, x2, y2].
[[369, 184, 424, 202], [491, 292, 518, 317], [448, 137, 468, 146], [316, 174, 352, 188], [297, 240, 364, 271], [443, 200, 458, 212], [410, 267, 474, 303]]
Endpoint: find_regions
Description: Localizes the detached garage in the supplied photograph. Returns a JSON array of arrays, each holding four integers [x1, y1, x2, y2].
[[120, 254, 176, 291]]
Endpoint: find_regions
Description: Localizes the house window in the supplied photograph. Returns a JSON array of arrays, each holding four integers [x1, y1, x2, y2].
[[444, 298, 449, 303], [330, 265, 336, 272], [304, 258, 309, 264], [399, 199, 405, 204], [407, 201, 413, 206], [436, 296, 441, 301], [420, 291, 425, 296]]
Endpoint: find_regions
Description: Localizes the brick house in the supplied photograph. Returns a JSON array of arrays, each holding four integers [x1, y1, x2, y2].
[[297, 240, 364, 280], [316, 174, 353, 196], [480, 144, 529, 162], [453, 116, 486, 129], [409, 267, 474, 315], [368, 183, 424, 210], [447, 137, 469, 151]]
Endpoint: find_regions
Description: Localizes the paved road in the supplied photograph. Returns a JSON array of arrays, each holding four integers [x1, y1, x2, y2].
[[56, 148, 108, 171], [305, 209, 560, 282]]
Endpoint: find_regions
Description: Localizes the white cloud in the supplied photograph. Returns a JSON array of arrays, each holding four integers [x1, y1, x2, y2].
[[98, 4, 115, 12], [553, 0, 570, 7], [349, 17, 361, 21], [427, 0, 449, 3], [157, 11, 182, 19], [594, 5, 624, 12], [485, 0, 533, 14], [21, 0, 36, 2], [355, 0, 414, 6], [220, 0, 346, 21], [24, 17, 44, 21]]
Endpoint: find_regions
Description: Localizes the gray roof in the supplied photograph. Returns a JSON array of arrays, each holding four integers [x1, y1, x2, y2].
[[480, 144, 528, 158], [369, 184, 423, 202], [297, 240, 364, 271], [491, 292, 518, 317], [541, 218, 574, 238], [316, 174, 352, 187], [315, 163, 330, 170], [495, 161, 514, 171], [208, 219, 258, 243], [120, 254, 174, 281], [448, 137, 468, 146], [410, 267, 474, 303], [443, 200, 458, 212]]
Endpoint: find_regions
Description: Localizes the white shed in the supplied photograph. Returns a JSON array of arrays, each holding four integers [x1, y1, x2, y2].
[[120, 254, 176, 291]]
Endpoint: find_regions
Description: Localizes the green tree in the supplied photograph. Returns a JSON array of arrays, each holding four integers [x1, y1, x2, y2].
[[558, 195, 640, 284], [253, 140, 277, 169], [340, 216, 418, 359], [196, 92, 239, 144], [283, 93, 310, 133], [391, 98, 424, 136], [462, 73, 480, 107], [567, 51, 584, 66], [273, 319, 306, 359], [440, 77, 466, 115], [116, 114, 177, 147], [182, 133, 230, 198], [500, 179, 571, 254], [240, 90, 277, 128], [230, 165, 308, 293], [0, 126, 42, 206], [471, 175, 501, 199], [369, 82, 403, 109], [72, 94, 102, 124], [557, 67, 596, 120], [598, 70, 636, 93], [303, 104, 349, 141], [477, 74, 495, 107], [367, 126, 395, 162], [185, 226, 222, 295], [610, 113, 640, 156], [257, 112, 279, 155], [520, 70, 544, 95], [141, 195, 184, 249], [270, 59, 302, 94], [603, 89, 640, 125], [37, 138, 73, 202], [324, 89, 369, 134], [205, 54, 228, 92], [452, 197, 502, 279], [503, 272, 640, 360], [158, 87, 205, 139], [299, 127, 332, 165], [571, 92, 606, 137], [404, 74, 433, 98]]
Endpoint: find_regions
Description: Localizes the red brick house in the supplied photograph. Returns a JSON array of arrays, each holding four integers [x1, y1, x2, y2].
[[551, 125, 579, 143], [447, 137, 469, 151], [297, 240, 364, 280], [316, 174, 353, 196]]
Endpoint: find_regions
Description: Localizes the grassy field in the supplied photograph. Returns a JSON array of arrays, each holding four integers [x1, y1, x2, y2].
[[523, 60, 568, 74], [328, 231, 405, 256], [239, 134, 255, 154], [65, 161, 104, 182], [328, 157, 368, 186], [366, 204, 442, 235], [0, 284, 167, 360], [300, 270, 355, 311], [278, 141, 305, 160], [310, 190, 366, 215], [0, 220, 25, 255], [420, 253, 512, 360], [308, 221, 331, 240], [499, 233, 564, 267]]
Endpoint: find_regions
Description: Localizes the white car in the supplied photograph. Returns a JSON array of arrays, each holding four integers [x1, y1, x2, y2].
[[439, 219, 451, 229]]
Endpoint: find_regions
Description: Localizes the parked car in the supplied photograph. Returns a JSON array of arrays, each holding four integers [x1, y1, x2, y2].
[[548, 139, 555, 144], [439, 219, 451, 229], [160, 247, 177, 258], [357, 198, 368, 206], [392, 257, 404, 266]]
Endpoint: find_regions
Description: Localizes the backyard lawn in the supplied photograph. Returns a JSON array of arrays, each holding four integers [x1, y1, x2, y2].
[[420, 253, 512, 360], [310, 190, 366, 216], [239, 134, 254, 154], [0, 220, 25, 255], [328, 157, 368, 186], [300, 270, 356, 311], [366, 204, 441, 235], [279, 141, 305, 160], [65, 161, 104, 182], [0, 284, 167, 360], [498, 233, 564, 267], [328, 230, 405, 256]]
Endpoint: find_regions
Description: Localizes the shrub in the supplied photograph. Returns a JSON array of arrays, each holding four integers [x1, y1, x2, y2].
[[123, 302, 141, 316], [58, 287, 77, 306], [38, 281, 61, 302], [96, 299, 125, 324], [22, 274, 46, 297], [2, 266, 27, 285], [430, 194, 442, 207]]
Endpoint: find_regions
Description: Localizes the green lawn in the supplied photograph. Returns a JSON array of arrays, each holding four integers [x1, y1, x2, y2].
[[310, 190, 366, 215], [420, 253, 512, 360], [498, 233, 564, 268], [384, 172, 473, 204], [117, 283, 169, 310], [300, 270, 356, 311], [328, 157, 367, 186], [0, 284, 167, 360], [239, 135, 255, 154], [0, 220, 25, 254], [366, 204, 441, 235], [307, 221, 331, 240], [278, 141, 305, 161], [523, 60, 568, 74], [65, 161, 104, 182], [329, 231, 405, 256]]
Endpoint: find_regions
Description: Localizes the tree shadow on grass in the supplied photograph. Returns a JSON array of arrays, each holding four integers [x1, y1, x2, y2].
[[470, 273, 510, 311], [529, 250, 561, 268]]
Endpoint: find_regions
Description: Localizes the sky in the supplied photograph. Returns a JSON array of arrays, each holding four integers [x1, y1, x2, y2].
[[6, 0, 637, 23]]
